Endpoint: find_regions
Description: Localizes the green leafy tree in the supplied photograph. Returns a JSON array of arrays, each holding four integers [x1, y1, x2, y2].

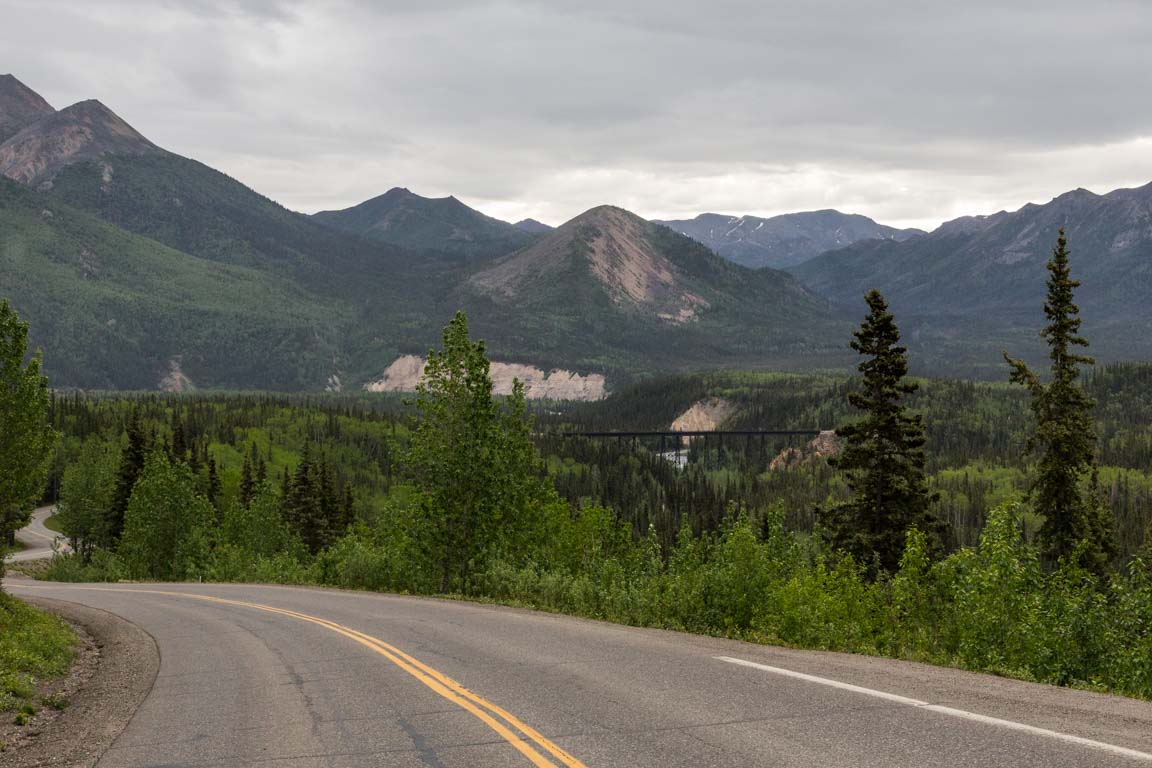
[[823, 290, 946, 575], [119, 452, 214, 580], [407, 311, 555, 592], [1004, 229, 1113, 574], [56, 438, 120, 561], [0, 299, 57, 572], [219, 481, 302, 559]]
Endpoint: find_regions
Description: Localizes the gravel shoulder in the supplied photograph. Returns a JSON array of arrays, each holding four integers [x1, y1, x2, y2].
[[1, 594, 159, 767]]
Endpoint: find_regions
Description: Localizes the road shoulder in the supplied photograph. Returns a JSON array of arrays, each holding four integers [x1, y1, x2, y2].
[[2, 596, 159, 768]]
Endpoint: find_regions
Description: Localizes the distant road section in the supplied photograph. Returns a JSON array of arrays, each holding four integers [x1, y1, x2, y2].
[[4, 578, 1151, 767], [6, 506, 62, 562]]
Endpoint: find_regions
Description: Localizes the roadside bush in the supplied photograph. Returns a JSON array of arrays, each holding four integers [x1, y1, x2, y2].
[[205, 544, 312, 585], [36, 549, 127, 582]]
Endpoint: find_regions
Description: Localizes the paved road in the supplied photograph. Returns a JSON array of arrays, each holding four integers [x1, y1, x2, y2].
[[6, 505, 63, 562], [5, 579, 1152, 768]]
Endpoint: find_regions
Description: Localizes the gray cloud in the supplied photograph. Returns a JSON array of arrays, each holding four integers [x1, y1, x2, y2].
[[5, 0, 1152, 229]]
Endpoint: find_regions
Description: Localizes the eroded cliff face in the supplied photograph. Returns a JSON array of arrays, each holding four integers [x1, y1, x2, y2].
[[365, 355, 607, 401], [670, 398, 735, 432], [158, 356, 194, 393], [769, 430, 843, 471]]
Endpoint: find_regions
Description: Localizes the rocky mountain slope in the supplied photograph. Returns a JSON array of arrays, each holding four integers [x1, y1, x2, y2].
[[654, 209, 921, 269], [462, 205, 849, 372], [473, 206, 713, 323], [0, 97, 159, 187], [0, 74, 55, 143], [313, 187, 534, 260]]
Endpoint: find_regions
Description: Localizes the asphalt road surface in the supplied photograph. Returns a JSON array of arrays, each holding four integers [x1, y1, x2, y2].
[[6, 506, 64, 562], [6, 578, 1152, 768]]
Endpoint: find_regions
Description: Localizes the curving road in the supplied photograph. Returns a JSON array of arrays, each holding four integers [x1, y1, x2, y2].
[[4, 577, 1152, 768], [6, 505, 64, 562]]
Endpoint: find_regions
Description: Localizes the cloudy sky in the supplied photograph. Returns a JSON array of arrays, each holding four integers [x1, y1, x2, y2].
[[6, 0, 1152, 229]]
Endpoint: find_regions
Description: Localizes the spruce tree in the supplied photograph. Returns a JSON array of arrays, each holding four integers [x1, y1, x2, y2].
[[823, 290, 946, 575], [110, 411, 148, 543], [239, 454, 255, 507], [1004, 229, 1113, 574], [171, 417, 188, 464], [340, 485, 356, 532], [206, 457, 221, 510], [284, 447, 329, 554]]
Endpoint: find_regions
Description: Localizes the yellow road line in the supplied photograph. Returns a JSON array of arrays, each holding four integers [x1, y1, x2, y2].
[[19, 527, 54, 542], [15, 585, 587, 768]]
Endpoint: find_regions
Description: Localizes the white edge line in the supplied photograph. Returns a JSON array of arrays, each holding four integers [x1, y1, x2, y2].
[[717, 655, 929, 706], [714, 656, 1152, 763]]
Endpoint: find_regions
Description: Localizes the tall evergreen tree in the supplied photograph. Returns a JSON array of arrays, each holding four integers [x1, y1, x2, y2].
[[284, 447, 331, 554], [1004, 229, 1113, 574], [0, 299, 57, 569], [823, 290, 946, 575], [206, 457, 221, 510], [109, 410, 148, 543], [170, 417, 188, 464], [239, 454, 255, 507]]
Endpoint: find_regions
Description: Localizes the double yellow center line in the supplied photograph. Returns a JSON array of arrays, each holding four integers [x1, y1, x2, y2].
[[20, 586, 587, 768]]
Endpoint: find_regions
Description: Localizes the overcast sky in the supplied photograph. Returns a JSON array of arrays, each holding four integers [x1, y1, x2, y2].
[[6, 0, 1152, 229]]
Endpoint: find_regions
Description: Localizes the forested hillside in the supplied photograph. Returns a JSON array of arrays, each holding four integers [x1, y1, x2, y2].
[[37, 363, 1152, 567], [0, 179, 343, 389]]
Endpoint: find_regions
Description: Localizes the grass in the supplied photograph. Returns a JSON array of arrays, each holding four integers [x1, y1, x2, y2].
[[42, 515, 63, 535], [0, 592, 76, 716], [6, 558, 53, 579]]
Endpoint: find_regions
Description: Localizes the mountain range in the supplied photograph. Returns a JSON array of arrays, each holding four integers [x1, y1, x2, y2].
[[654, 211, 922, 269], [790, 184, 1152, 370], [0, 76, 851, 392], [2, 73, 1149, 392]]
